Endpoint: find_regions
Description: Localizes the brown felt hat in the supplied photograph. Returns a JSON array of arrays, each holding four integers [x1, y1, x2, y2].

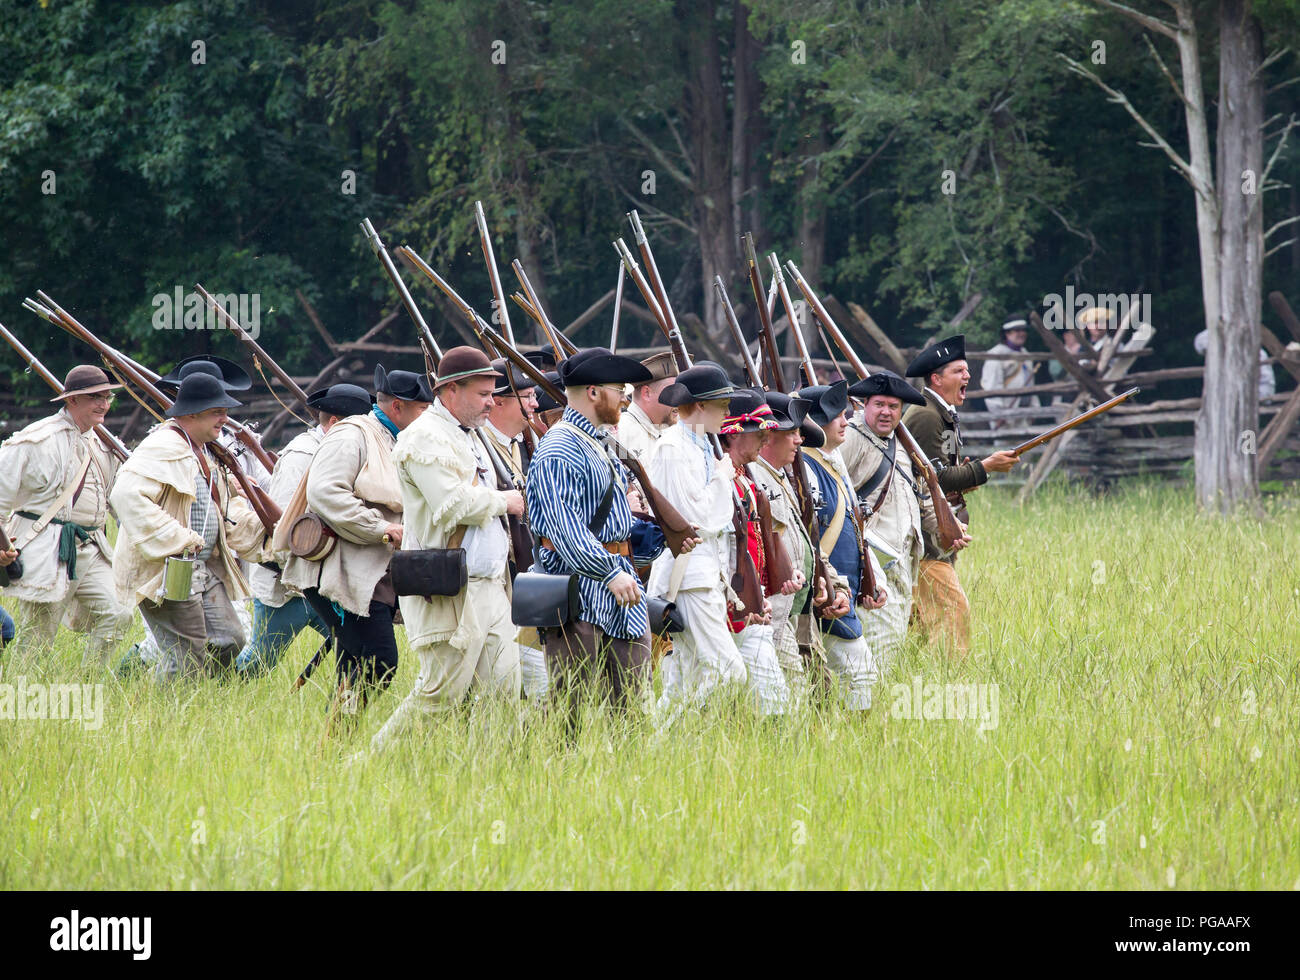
[[51, 365, 123, 402], [638, 351, 679, 384], [433, 346, 498, 389]]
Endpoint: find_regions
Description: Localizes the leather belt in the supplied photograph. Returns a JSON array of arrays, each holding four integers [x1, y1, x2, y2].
[[540, 536, 630, 558]]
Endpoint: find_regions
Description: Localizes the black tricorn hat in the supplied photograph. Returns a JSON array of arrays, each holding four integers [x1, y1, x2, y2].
[[905, 335, 966, 379], [657, 362, 736, 407], [376, 362, 436, 401], [491, 357, 540, 396], [721, 387, 780, 434], [764, 392, 809, 432], [159, 355, 252, 392], [848, 370, 925, 406], [796, 380, 849, 426], [534, 371, 565, 413], [558, 347, 652, 387], [307, 383, 372, 418], [164, 372, 243, 418], [524, 346, 559, 371]]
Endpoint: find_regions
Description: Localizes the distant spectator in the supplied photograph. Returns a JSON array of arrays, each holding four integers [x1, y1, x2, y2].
[[1193, 330, 1275, 401], [980, 318, 1039, 429]]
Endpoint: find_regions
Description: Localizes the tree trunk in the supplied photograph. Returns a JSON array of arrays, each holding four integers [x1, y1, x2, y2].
[[731, 1, 765, 247], [1195, 0, 1264, 511], [683, 0, 740, 365], [796, 116, 829, 288]]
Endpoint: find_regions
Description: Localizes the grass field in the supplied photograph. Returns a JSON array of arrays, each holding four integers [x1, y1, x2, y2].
[[2, 481, 1297, 889]]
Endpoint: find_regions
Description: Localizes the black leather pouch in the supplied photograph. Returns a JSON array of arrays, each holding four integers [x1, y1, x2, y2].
[[389, 548, 468, 598]]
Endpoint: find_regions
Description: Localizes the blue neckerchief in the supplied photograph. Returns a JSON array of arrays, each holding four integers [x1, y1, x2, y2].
[[372, 405, 399, 437]]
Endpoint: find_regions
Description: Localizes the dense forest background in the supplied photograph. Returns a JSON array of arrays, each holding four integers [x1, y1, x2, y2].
[[1, 0, 1298, 405]]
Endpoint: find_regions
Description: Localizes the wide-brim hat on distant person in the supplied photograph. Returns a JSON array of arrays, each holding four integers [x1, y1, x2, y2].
[[721, 387, 779, 434], [50, 364, 123, 402], [848, 370, 925, 406], [639, 351, 679, 384], [158, 354, 252, 392], [491, 357, 541, 396], [795, 380, 849, 426], [905, 335, 966, 379], [534, 372, 565, 413], [377, 362, 437, 400], [164, 372, 243, 418], [306, 383, 372, 418], [657, 362, 736, 407], [1076, 307, 1114, 330], [763, 392, 809, 432], [558, 347, 653, 387]]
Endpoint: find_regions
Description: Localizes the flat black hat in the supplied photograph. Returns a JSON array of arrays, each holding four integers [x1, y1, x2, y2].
[[164, 372, 243, 418], [159, 355, 252, 392], [558, 347, 652, 387], [905, 335, 966, 379], [491, 357, 540, 396], [534, 371, 565, 413], [848, 370, 925, 406], [307, 383, 372, 418], [375, 363, 435, 402], [796, 380, 849, 426], [657, 362, 736, 407], [721, 387, 780, 434], [764, 392, 809, 432]]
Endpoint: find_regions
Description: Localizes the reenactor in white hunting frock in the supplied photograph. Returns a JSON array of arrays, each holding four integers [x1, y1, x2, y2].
[[616, 351, 678, 463], [369, 348, 526, 752], [840, 371, 971, 675], [0, 365, 133, 665], [110, 373, 268, 681], [979, 319, 1039, 428], [233, 385, 372, 675], [279, 365, 426, 710], [481, 357, 548, 701]]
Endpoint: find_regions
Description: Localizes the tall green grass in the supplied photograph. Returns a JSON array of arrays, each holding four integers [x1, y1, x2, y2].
[[2, 482, 1297, 889]]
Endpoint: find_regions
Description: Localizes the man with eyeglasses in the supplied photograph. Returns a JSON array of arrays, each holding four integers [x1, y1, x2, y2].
[[0, 365, 134, 665]]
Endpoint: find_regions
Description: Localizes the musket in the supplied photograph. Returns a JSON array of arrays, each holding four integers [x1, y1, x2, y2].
[[740, 239, 837, 616], [609, 262, 626, 352], [713, 276, 796, 596], [511, 259, 579, 358], [194, 283, 310, 403], [0, 318, 129, 462], [27, 293, 278, 473], [27, 295, 280, 533], [1009, 387, 1140, 456], [784, 259, 965, 552], [0, 522, 21, 586], [477, 321, 697, 558], [767, 248, 882, 607], [362, 228, 534, 570], [625, 212, 763, 618], [474, 201, 517, 347]]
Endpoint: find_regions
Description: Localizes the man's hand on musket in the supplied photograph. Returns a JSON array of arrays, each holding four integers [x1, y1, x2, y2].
[[0, 549, 17, 567], [981, 449, 1019, 473], [779, 568, 806, 596], [383, 523, 404, 548], [626, 485, 647, 512], [502, 489, 526, 517], [825, 587, 852, 619], [608, 571, 642, 607], [950, 522, 973, 552], [862, 586, 888, 611], [677, 523, 702, 554]]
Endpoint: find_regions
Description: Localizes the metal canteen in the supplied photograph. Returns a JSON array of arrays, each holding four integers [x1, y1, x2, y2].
[[162, 552, 195, 601]]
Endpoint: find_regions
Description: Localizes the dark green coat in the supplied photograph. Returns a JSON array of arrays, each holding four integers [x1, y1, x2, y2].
[[902, 390, 986, 560]]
